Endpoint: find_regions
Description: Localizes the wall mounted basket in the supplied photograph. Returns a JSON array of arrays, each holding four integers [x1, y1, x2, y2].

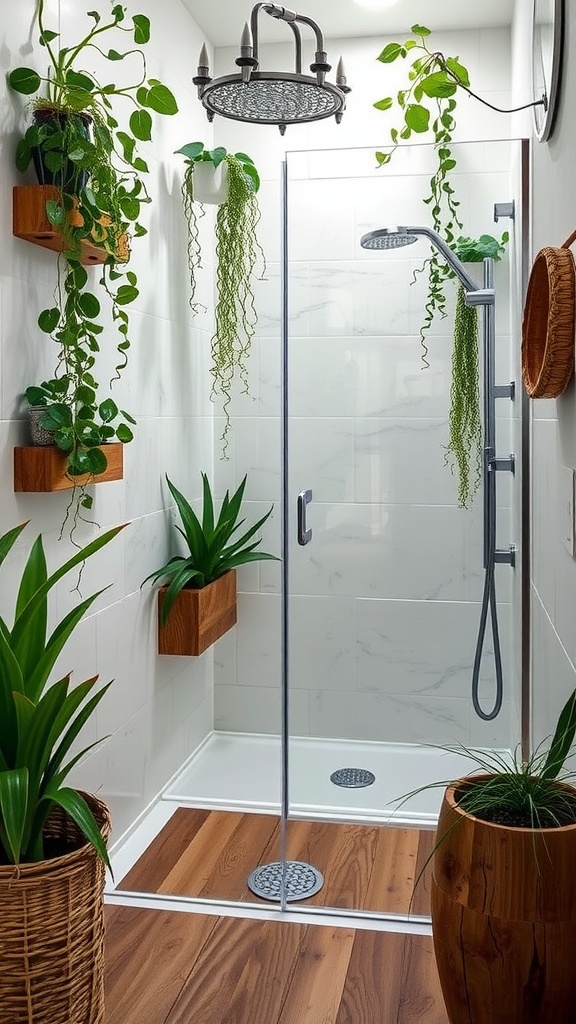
[[522, 228, 576, 398]]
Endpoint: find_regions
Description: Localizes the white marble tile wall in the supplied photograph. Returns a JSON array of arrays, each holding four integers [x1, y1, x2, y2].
[[0, 0, 215, 841], [212, 25, 521, 751]]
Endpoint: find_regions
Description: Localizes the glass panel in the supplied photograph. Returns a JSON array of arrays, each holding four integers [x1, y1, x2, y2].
[[284, 141, 524, 916]]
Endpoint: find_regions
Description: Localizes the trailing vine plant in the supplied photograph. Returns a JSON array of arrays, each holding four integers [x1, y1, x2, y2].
[[8, 0, 178, 500], [176, 143, 265, 454], [373, 24, 470, 366], [445, 232, 509, 508]]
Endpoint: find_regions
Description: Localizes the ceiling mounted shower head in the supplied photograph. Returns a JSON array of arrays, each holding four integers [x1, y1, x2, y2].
[[360, 228, 418, 251], [193, 3, 350, 135]]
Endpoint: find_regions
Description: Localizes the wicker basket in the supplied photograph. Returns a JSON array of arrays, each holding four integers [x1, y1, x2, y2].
[[522, 230, 576, 398], [0, 793, 111, 1024]]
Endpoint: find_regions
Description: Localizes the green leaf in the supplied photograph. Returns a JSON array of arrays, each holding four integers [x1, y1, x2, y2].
[[445, 56, 470, 87], [375, 151, 391, 166], [107, 48, 125, 61], [377, 43, 403, 64], [45, 200, 64, 226], [175, 141, 205, 161], [44, 787, 110, 869], [115, 284, 139, 305], [0, 523, 27, 569], [15, 138, 32, 173], [87, 9, 101, 23], [119, 196, 140, 220], [145, 83, 178, 116], [39, 29, 59, 44], [374, 97, 393, 111], [65, 70, 94, 92], [77, 292, 101, 318], [130, 108, 152, 141], [116, 131, 135, 164], [0, 769, 29, 863], [14, 535, 47, 682], [99, 398, 118, 423], [420, 72, 458, 99], [116, 423, 133, 443], [542, 690, 576, 780], [405, 104, 430, 133], [133, 14, 151, 43], [411, 24, 431, 36], [8, 67, 41, 95], [38, 307, 60, 333]]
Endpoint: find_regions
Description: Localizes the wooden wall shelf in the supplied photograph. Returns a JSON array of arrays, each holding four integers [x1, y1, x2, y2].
[[13, 185, 118, 265], [14, 444, 124, 492], [158, 571, 237, 656]]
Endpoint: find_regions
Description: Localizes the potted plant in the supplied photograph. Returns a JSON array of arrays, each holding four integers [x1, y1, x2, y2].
[[144, 473, 278, 655], [406, 690, 576, 1024], [444, 231, 509, 508], [8, 0, 178, 489], [0, 518, 125, 1023], [175, 142, 265, 453]]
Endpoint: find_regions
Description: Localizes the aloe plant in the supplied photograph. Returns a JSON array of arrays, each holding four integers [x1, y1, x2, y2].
[[144, 474, 278, 625], [0, 521, 124, 866]]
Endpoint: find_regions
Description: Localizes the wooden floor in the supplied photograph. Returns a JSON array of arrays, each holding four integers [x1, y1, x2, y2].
[[118, 808, 434, 916], [105, 905, 449, 1024]]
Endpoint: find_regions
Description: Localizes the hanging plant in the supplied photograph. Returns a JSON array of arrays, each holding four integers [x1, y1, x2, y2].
[[445, 232, 509, 508], [373, 24, 470, 364], [176, 143, 265, 454], [8, 0, 178, 494]]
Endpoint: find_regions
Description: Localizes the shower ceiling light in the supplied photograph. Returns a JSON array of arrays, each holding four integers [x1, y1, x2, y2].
[[193, 3, 350, 135]]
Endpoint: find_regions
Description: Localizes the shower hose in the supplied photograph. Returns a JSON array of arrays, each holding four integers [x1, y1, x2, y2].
[[471, 466, 503, 721]]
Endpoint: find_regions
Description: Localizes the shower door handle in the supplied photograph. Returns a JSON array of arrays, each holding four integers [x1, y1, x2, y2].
[[297, 489, 313, 545]]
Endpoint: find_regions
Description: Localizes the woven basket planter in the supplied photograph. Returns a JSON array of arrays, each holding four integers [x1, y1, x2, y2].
[[522, 236, 576, 398], [0, 792, 111, 1024]]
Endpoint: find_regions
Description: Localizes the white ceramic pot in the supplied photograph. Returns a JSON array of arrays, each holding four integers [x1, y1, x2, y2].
[[193, 160, 229, 205]]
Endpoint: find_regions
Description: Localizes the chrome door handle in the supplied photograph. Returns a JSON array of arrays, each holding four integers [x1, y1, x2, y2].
[[297, 489, 313, 545]]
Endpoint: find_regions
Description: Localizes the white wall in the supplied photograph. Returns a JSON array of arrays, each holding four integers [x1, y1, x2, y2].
[[0, 0, 216, 840], [522, 3, 576, 747], [211, 28, 523, 749]]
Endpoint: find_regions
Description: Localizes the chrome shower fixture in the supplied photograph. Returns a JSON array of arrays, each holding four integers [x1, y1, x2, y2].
[[193, 3, 350, 135], [360, 226, 482, 294]]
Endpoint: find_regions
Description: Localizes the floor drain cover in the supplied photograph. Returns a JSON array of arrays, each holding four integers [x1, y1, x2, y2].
[[330, 767, 376, 788], [247, 861, 324, 902]]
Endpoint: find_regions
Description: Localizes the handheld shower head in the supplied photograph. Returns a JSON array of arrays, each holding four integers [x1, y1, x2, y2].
[[361, 225, 480, 293]]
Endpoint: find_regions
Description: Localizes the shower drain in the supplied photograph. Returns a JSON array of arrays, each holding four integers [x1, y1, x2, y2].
[[247, 861, 324, 902], [330, 767, 376, 789]]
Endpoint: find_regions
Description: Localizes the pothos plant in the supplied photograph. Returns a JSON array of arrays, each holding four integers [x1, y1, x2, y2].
[[8, 0, 178, 493], [374, 24, 471, 365], [176, 142, 265, 455], [445, 231, 509, 508]]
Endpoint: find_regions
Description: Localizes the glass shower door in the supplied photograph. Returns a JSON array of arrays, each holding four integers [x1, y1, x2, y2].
[[283, 142, 522, 916]]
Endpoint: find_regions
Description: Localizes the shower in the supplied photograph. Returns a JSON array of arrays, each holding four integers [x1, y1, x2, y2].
[[360, 224, 516, 721]]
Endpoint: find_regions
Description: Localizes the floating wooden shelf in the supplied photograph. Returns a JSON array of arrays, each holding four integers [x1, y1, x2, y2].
[[14, 443, 124, 492], [158, 570, 237, 656], [12, 185, 128, 265]]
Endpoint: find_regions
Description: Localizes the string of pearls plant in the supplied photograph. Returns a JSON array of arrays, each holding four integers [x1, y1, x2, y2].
[[177, 143, 265, 454]]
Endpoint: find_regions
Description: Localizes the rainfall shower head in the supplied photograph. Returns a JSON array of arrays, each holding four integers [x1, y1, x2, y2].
[[360, 228, 419, 251], [193, 4, 350, 135], [361, 225, 480, 293]]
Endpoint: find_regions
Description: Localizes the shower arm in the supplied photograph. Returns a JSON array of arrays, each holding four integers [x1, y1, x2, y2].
[[249, 4, 330, 80], [408, 226, 494, 300]]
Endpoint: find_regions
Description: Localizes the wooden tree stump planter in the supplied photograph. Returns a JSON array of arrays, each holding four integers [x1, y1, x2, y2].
[[431, 778, 576, 1024], [158, 570, 237, 656], [14, 444, 124, 492]]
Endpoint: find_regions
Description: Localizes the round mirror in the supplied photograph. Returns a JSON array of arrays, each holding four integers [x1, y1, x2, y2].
[[532, 0, 564, 142]]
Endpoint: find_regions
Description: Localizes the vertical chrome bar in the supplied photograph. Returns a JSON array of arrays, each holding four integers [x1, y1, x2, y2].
[[519, 139, 531, 761], [280, 159, 289, 912], [482, 257, 495, 570]]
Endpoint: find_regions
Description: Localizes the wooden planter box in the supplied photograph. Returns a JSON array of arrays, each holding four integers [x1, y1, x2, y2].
[[14, 444, 124, 492], [158, 570, 237, 656], [13, 185, 129, 265]]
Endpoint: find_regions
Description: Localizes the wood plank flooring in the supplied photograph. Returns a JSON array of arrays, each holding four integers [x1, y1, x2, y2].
[[117, 808, 433, 916], [105, 905, 449, 1024]]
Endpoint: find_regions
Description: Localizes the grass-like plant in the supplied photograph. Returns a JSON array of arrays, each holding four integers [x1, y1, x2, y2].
[[176, 143, 265, 453], [144, 473, 279, 625], [0, 520, 125, 866], [400, 689, 576, 833]]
